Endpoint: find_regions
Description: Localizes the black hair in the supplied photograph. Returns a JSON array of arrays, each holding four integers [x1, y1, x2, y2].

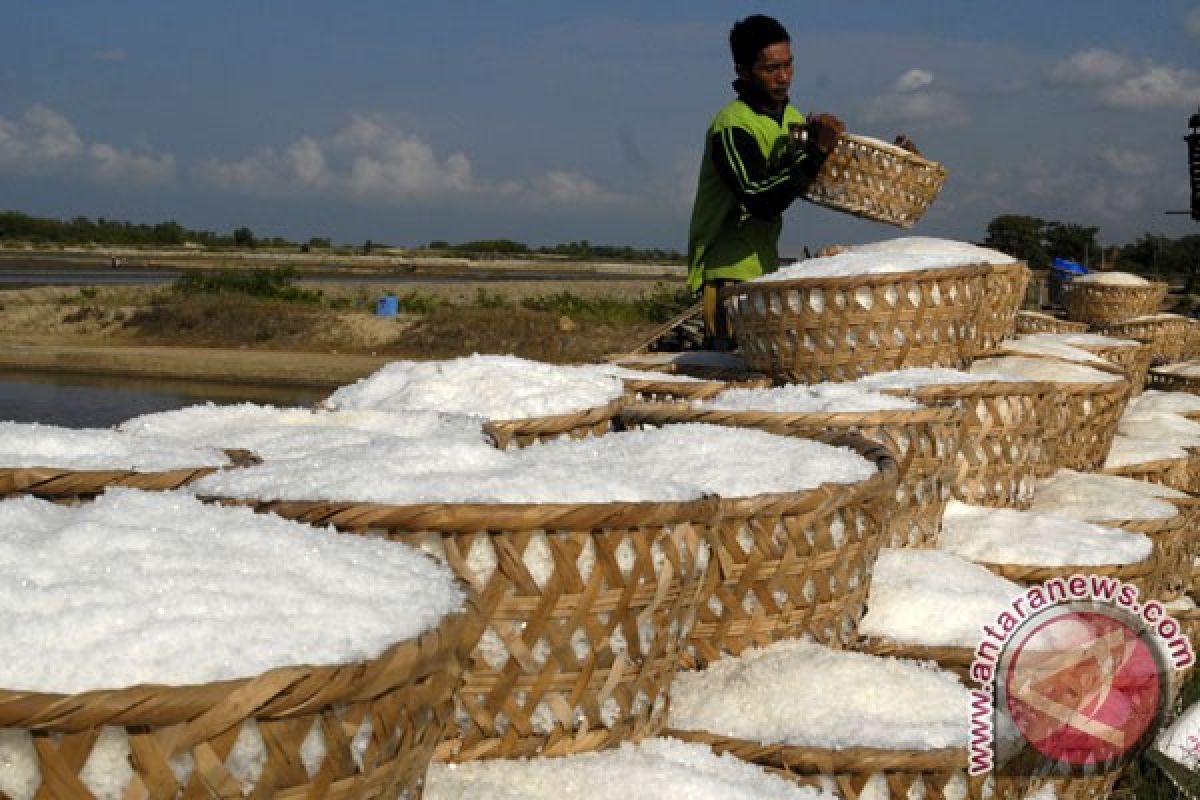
[[729, 14, 790, 69]]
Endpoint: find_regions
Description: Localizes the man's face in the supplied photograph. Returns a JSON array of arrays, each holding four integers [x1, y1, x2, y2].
[[743, 41, 793, 107]]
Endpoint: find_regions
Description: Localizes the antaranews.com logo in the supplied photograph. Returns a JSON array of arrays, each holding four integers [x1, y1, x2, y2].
[[967, 574, 1195, 778]]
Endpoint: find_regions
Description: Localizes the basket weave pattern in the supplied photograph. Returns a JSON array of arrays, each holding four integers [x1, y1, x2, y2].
[[979, 558, 1157, 597], [1042, 379, 1131, 472], [800, 133, 948, 228], [0, 449, 258, 500], [482, 400, 622, 450], [972, 262, 1032, 357], [663, 732, 994, 800], [242, 499, 716, 762], [1097, 318, 1194, 365], [1146, 365, 1200, 396], [721, 265, 995, 383], [684, 438, 897, 666], [620, 403, 961, 549], [897, 382, 1060, 509], [1096, 512, 1188, 601], [1013, 311, 1089, 335], [1076, 340, 1153, 395], [0, 614, 466, 800], [1061, 280, 1169, 325], [1103, 456, 1194, 497], [619, 376, 770, 404]]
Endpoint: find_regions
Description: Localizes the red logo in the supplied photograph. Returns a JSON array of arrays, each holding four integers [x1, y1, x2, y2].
[[1001, 607, 1165, 769]]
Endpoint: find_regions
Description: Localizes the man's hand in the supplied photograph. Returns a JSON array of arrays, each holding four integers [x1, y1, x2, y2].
[[893, 134, 921, 156], [806, 113, 845, 156]]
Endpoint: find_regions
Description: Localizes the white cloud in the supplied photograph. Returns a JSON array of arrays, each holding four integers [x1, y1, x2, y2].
[[895, 69, 934, 93], [93, 48, 126, 63], [1187, 7, 1200, 39], [861, 90, 970, 128], [1098, 148, 1157, 178], [1049, 49, 1132, 85], [0, 105, 173, 183], [89, 143, 175, 182], [1048, 49, 1200, 109], [1100, 66, 1200, 109], [198, 114, 628, 209]]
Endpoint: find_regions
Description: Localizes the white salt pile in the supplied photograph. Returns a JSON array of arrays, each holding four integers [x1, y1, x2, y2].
[[1155, 699, 1200, 771], [1073, 271, 1150, 286], [1030, 469, 1183, 521], [193, 424, 878, 505], [1155, 361, 1200, 378], [857, 549, 1024, 648], [424, 738, 832, 800], [700, 382, 922, 413], [119, 403, 487, 461], [1129, 389, 1200, 415], [1123, 312, 1189, 323], [759, 236, 1014, 282], [995, 336, 1108, 365], [1104, 435, 1191, 469], [969, 356, 1123, 383], [847, 367, 1008, 392], [938, 501, 1153, 567], [323, 354, 625, 420], [1018, 331, 1138, 348], [0, 421, 231, 471], [668, 639, 969, 750], [0, 490, 463, 693], [593, 364, 704, 383], [1119, 412, 1200, 447]]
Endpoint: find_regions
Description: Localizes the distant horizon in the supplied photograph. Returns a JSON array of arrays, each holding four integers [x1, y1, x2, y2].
[[4, 2, 1199, 252]]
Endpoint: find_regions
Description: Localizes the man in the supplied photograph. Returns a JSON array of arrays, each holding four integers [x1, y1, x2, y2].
[[686, 14, 844, 349]]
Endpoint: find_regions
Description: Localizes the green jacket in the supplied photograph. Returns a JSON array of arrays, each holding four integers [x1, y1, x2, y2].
[[686, 91, 814, 293]]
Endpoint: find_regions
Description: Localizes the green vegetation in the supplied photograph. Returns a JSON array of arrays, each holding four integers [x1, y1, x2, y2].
[[474, 287, 511, 309], [0, 210, 299, 249], [172, 266, 323, 304], [522, 283, 691, 324], [427, 237, 684, 263]]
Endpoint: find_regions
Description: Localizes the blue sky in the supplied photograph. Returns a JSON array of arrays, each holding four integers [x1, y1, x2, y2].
[[2, 2, 1199, 256]]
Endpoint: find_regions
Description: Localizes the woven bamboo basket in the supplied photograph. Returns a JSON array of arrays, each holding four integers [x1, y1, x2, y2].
[[230, 497, 717, 762], [1061, 280, 1169, 325], [0, 612, 467, 800], [978, 557, 1157, 597], [684, 435, 898, 666], [973, 262, 1033, 357], [1096, 316, 1194, 365], [1043, 378, 1132, 472], [1095, 512, 1188, 601], [887, 381, 1061, 509], [856, 639, 975, 683], [482, 399, 622, 450], [799, 133, 948, 228], [618, 375, 771, 404], [0, 448, 259, 500], [619, 402, 963, 549], [1146, 363, 1200, 395], [1102, 455, 1194, 497], [1014, 310, 1089, 335], [720, 264, 997, 383], [662, 733, 995, 800], [1071, 338, 1153, 395]]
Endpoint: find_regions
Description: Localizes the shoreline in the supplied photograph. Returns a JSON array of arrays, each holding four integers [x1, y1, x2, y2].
[[0, 339, 391, 389]]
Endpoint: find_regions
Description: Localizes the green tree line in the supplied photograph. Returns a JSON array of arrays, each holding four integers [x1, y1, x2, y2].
[[0, 210, 303, 250], [984, 214, 1200, 291]]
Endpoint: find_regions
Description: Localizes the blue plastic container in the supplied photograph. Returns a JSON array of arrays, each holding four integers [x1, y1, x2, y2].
[[375, 294, 398, 317], [1048, 258, 1088, 307]]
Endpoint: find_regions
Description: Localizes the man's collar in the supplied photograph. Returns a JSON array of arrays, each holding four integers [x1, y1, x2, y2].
[[733, 78, 787, 121]]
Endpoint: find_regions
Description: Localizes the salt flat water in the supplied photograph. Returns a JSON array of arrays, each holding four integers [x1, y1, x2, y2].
[[0, 370, 326, 428]]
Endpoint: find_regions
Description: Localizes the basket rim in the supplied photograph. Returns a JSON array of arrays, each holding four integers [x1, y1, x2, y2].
[[0, 609, 467, 732], [718, 259, 1025, 294], [978, 558, 1155, 580], [663, 728, 970, 772], [620, 399, 962, 427], [208, 493, 723, 532], [857, 637, 975, 667], [1102, 455, 1192, 474], [483, 397, 623, 434], [882, 379, 1061, 399], [1092, 510, 1186, 535], [0, 448, 258, 496]]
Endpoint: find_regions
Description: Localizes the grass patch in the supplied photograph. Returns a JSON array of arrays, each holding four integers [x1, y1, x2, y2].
[[521, 284, 691, 324], [474, 287, 512, 309], [172, 266, 323, 304]]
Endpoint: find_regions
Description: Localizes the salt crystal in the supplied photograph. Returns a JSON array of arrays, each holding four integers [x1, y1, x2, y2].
[[1030, 469, 1182, 521], [758, 237, 1013, 282], [0, 421, 230, 471]]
